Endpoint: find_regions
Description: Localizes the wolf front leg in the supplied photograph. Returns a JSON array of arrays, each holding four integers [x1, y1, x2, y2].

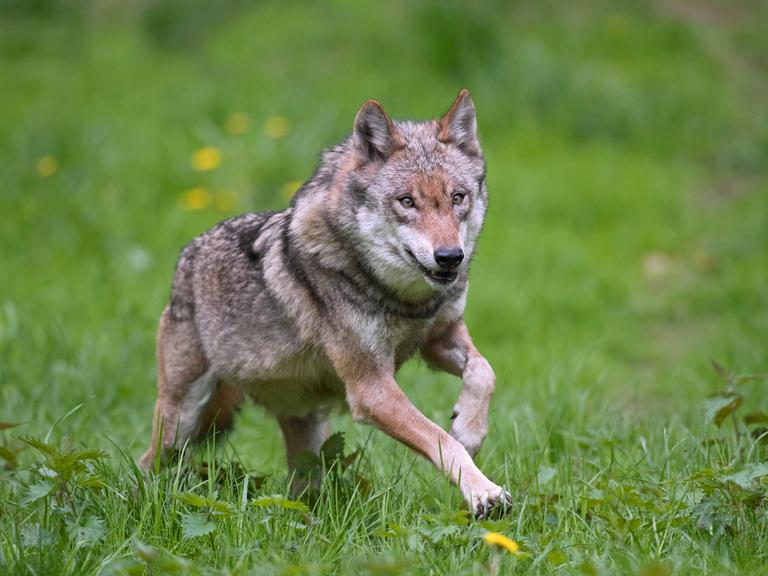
[[420, 320, 495, 457], [332, 352, 507, 517]]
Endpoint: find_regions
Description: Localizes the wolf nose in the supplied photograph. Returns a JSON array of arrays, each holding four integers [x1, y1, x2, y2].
[[434, 247, 464, 270]]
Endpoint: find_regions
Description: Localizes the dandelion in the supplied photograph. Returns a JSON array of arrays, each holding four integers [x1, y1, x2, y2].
[[191, 147, 222, 172], [213, 189, 238, 212], [280, 180, 303, 202], [263, 116, 290, 139], [180, 186, 210, 211], [37, 155, 59, 178], [225, 112, 250, 135], [484, 532, 522, 555]]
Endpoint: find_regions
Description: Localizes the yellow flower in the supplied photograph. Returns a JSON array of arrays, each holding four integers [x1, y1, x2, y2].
[[180, 186, 210, 211], [484, 532, 521, 555], [191, 147, 222, 172], [37, 155, 59, 178], [263, 116, 290, 139], [280, 180, 303, 202], [225, 112, 250, 135], [213, 189, 238, 212]]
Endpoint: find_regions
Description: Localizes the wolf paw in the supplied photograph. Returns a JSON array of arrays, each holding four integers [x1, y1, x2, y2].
[[469, 485, 512, 519]]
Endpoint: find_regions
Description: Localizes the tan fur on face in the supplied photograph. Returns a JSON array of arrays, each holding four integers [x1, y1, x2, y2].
[[411, 173, 462, 250]]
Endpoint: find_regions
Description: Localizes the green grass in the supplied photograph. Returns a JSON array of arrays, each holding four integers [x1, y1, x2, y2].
[[1, 1, 768, 574]]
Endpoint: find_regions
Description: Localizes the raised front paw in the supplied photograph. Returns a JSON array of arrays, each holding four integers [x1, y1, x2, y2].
[[449, 407, 487, 457], [467, 483, 512, 519]]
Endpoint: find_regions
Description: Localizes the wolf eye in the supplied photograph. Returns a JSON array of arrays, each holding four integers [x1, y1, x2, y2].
[[398, 196, 415, 209], [452, 192, 466, 205]]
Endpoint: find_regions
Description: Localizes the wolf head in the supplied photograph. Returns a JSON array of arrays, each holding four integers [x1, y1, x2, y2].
[[323, 90, 488, 302]]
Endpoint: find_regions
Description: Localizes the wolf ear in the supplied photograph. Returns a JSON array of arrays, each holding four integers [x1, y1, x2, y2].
[[438, 89, 480, 156], [353, 100, 400, 161]]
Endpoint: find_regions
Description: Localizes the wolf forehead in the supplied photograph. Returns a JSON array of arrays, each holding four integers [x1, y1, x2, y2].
[[384, 120, 486, 180]]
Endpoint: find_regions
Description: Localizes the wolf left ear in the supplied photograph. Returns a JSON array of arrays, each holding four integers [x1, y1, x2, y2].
[[353, 100, 401, 161], [438, 89, 480, 156]]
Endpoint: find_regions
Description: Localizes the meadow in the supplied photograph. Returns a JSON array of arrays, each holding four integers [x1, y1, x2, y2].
[[1, 1, 767, 574]]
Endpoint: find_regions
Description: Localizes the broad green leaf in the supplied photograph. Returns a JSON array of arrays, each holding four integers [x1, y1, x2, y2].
[[67, 516, 106, 546], [174, 492, 234, 515], [174, 491, 209, 507], [19, 435, 56, 456], [77, 475, 106, 489], [320, 431, 345, 461], [21, 524, 54, 548], [0, 445, 18, 466], [744, 411, 768, 425], [704, 393, 743, 427], [134, 541, 196, 571], [251, 495, 309, 513], [21, 480, 54, 505], [478, 519, 515, 532], [373, 522, 409, 539], [722, 463, 768, 489], [180, 511, 216, 540], [537, 466, 557, 487], [547, 549, 568, 566], [293, 450, 321, 475]]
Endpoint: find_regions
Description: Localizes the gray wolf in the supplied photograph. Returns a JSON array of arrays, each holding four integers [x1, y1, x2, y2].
[[139, 89, 509, 517]]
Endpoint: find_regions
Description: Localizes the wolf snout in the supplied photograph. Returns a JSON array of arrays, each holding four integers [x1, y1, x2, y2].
[[434, 246, 464, 270]]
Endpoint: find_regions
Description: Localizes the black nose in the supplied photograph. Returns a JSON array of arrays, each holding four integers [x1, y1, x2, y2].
[[434, 247, 464, 269]]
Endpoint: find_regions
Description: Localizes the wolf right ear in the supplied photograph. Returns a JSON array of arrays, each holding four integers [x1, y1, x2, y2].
[[353, 100, 401, 161]]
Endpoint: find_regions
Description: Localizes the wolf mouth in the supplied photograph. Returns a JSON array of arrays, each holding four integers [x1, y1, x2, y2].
[[405, 248, 459, 284]]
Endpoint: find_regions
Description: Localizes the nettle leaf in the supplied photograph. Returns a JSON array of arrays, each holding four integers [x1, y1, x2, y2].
[[722, 463, 768, 490], [0, 445, 19, 467], [19, 435, 56, 456], [704, 393, 743, 427], [373, 522, 409, 539], [174, 491, 209, 507], [134, 541, 200, 572], [21, 480, 54, 506], [67, 516, 106, 546], [420, 523, 461, 544], [293, 450, 321, 476], [180, 511, 216, 540], [547, 549, 568, 566], [424, 509, 471, 527], [21, 524, 54, 548], [478, 518, 515, 533], [320, 432, 345, 461], [174, 492, 234, 516], [744, 411, 768, 426], [252, 495, 309, 513], [537, 466, 557, 487]]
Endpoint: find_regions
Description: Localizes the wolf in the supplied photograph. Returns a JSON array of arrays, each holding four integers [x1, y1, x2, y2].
[[139, 89, 509, 517]]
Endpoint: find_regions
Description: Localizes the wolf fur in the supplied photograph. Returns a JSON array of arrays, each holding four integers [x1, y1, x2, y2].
[[139, 89, 509, 517]]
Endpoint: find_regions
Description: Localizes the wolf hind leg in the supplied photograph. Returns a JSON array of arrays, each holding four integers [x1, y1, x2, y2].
[[277, 410, 331, 495], [139, 307, 215, 471]]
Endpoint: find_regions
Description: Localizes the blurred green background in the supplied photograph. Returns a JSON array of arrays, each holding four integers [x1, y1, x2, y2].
[[1, 0, 767, 573]]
